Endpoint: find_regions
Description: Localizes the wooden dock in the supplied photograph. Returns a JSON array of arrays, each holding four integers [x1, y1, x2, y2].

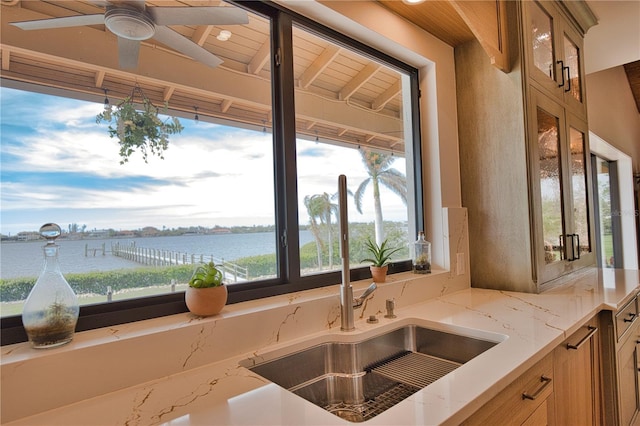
[[110, 242, 248, 282]]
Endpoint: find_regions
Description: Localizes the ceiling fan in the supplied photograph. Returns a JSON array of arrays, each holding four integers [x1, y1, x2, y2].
[[10, 0, 249, 69]]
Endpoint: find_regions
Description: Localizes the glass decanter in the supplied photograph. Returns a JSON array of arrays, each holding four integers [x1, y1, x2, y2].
[[22, 223, 79, 348], [412, 231, 431, 274]]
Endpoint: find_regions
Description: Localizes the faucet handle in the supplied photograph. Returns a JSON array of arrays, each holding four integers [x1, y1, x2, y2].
[[353, 282, 377, 308]]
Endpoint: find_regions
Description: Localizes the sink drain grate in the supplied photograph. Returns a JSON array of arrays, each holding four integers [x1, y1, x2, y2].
[[371, 351, 462, 389], [325, 382, 419, 422]]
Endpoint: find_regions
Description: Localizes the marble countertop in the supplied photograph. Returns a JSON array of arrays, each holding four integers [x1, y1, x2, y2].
[[3, 267, 639, 426]]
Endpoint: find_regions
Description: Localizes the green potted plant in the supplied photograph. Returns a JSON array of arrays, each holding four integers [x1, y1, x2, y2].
[[361, 238, 402, 283], [96, 85, 183, 165], [185, 261, 227, 316]]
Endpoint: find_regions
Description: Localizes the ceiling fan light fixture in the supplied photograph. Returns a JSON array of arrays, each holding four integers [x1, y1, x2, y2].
[[105, 7, 155, 41]]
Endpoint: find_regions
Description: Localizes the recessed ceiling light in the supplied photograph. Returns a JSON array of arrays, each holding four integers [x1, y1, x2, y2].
[[217, 30, 232, 41], [402, 0, 427, 4]]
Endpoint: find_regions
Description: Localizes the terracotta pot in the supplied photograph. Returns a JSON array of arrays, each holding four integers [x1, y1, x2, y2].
[[370, 265, 388, 283], [185, 285, 227, 316]]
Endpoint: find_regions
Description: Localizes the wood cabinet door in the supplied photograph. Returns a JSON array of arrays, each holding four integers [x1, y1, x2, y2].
[[618, 324, 640, 426], [553, 321, 600, 425]]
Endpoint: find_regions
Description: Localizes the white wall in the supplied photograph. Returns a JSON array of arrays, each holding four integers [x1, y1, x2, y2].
[[587, 66, 640, 173]]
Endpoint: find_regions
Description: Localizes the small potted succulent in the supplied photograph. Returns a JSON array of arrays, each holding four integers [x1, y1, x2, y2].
[[361, 238, 402, 283], [185, 261, 227, 316]]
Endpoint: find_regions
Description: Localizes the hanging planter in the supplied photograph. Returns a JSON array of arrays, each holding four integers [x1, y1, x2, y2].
[[96, 85, 183, 164]]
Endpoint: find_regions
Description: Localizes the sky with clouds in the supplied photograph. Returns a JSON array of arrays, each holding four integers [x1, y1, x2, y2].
[[0, 87, 408, 236]]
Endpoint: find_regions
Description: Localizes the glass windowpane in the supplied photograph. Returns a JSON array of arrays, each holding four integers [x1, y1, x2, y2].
[[595, 157, 614, 267], [292, 26, 413, 275], [1, 5, 276, 316]]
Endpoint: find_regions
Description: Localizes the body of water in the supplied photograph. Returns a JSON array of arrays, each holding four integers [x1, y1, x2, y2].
[[1, 231, 314, 279]]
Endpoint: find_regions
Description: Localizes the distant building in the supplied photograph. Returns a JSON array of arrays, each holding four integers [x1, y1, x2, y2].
[[141, 227, 160, 237], [16, 231, 40, 241], [210, 228, 232, 234]]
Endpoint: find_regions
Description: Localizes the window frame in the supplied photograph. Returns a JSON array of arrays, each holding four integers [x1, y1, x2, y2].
[[0, 0, 423, 345]]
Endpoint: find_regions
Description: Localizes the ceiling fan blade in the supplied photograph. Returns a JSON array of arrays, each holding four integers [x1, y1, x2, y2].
[[102, 0, 146, 11], [147, 7, 249, 26], [153, 26, 223, 69], [118, 37, 141, 69], [11, 14, 105, 30]]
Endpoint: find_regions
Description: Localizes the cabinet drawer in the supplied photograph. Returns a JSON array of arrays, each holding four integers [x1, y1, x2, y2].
[[462, 353, 554, 425], [616, 296, 639, 341]]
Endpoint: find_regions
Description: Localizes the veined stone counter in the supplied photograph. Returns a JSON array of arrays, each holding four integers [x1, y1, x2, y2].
[[2, 267, 638, 425]]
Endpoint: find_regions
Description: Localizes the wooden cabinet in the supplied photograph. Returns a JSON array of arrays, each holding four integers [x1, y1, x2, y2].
[[463, 315, 603, 425], [456, 0, 597, 293], [618, 323, 640, 426], [553, 317, 602, 425], [462, 352, 555, 425], [600, 294, 640, 425]]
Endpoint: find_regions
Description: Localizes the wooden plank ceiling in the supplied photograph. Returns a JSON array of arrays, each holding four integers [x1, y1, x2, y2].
[[624, 61, 640, 114], [6, 0, 633, 146], [0, 0, 411, 154]]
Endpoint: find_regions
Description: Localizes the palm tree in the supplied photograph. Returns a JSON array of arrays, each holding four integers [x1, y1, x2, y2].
[[354, 149, 407, 245], [304, 192, 339, 269], [304, 194, 326, 269]]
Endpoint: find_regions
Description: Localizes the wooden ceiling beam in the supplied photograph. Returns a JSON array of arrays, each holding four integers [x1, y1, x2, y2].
[[339, 62, 380, 101], [95, 70, 105, 88], [2, 48, 10, 70], [163, 86, 175, 102], [247, 40, 270, 75], [299, 44, 340, 89], [192, 25, 214, 46], [372, 80, 400, 111]]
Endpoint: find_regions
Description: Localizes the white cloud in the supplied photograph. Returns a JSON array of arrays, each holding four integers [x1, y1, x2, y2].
[[1, 89, 409, 235]]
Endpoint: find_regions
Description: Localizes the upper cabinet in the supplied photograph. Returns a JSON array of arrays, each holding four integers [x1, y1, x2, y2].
[[524, 1, 587, 115], [529, 89, 595, 284], [455, 0, 597, 293]]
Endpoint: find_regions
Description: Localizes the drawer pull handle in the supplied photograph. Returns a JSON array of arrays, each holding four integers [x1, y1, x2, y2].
[[624, 313, 637, 323], [567, 325, 597, 350], [522, 375, 552, 400]]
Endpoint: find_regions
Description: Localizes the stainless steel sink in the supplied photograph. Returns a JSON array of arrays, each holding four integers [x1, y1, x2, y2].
[[240, 324, 503, 422]]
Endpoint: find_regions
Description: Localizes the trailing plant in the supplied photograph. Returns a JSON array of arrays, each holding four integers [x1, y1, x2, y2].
[[96, 85, 183, 164], [188, 261, 224, 288], [361, 237, 402, 267]]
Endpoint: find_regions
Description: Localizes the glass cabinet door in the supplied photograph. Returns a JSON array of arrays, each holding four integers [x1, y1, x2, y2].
[[563, 36, 582, 103], [530, 1, 556, 83], [561, 27, 587, 115], [568, 126, 591, 258], [533, 90, 595, 284], [536, 105, 565, 265]]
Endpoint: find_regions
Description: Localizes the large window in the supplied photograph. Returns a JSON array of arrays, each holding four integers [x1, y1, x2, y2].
[[0, 1, 422, 344]]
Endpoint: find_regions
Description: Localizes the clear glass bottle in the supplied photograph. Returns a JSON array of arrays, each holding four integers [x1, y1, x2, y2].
[[22, 223, 79, 348], [413, 231, 431, 274]]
